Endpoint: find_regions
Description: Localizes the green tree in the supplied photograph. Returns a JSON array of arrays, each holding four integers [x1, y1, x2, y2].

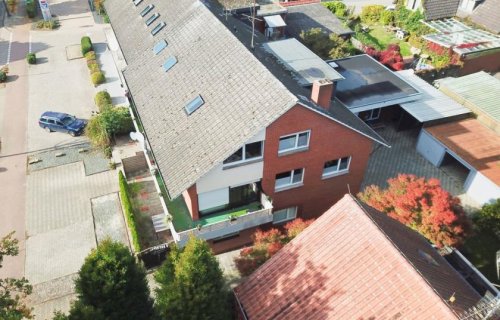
[[155, 236, 230, 320], [300, 28, 354, 59], [66, 239, 154, 320], [0, 232, 33, 320], [474, 199, 500, 236]]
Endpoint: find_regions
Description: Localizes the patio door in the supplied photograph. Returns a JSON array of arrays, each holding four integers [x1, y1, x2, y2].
[[229, 183, 258, 208]]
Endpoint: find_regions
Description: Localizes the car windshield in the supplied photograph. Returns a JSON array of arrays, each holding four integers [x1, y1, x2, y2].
[[61, 116, 76, 126]]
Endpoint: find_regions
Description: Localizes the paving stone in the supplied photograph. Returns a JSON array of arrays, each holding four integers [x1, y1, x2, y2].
[[92, 192, 129, 247], [362, 125, 466, 197]]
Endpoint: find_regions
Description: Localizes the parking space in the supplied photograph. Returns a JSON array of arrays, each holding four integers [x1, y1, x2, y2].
[[26, 15, 106, 151]]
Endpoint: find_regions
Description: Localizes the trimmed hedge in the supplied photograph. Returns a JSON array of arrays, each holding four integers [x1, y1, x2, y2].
[[88, 62, 100, 74], [0, 71, 7, 83], [26, 52, 36, 64], [81, 36, 93, 55], [26, 0, 36, 18], [84, 50, 96, 61], [95, 91, 112, 112], [118, 171, 141, 252], [91, 71, 105, 86]]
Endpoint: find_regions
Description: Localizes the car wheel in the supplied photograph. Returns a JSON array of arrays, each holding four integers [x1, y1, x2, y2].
[[69, 131, 76, 137], [44, 127, 52, 133]]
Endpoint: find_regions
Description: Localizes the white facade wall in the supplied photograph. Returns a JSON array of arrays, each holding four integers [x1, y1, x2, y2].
[[196, 129, 266, 194], [416, 129, 446, 166], [465, 171, 500, 205]]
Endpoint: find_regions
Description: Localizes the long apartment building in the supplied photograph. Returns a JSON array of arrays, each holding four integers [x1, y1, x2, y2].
[[105, 0, 389, 252]]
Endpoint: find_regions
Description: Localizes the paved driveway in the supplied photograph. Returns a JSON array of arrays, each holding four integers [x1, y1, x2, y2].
[[25, 161, 119, 318]]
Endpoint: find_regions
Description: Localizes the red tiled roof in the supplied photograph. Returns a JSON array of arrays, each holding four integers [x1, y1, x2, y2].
[[234, 194, 481, 320], [425, 119, 500, 185]]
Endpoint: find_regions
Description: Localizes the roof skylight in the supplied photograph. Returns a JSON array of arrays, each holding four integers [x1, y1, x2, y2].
[[151, 21, 166, 35], [153, 39, 168, 55], [185, 95, 204, 115], [163, 56, 177, 72], [146, 13, 160, 26], [133, 0, 143, 6], [140, 4, 154, 17]]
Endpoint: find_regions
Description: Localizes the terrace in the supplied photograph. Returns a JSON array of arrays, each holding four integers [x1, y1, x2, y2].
[[155, 173, 273, 244]]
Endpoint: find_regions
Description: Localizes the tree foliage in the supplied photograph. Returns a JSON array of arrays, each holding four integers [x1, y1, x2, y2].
[[364, 44, 404, 70], [65, 239, 154, 320], [474, 199, 500, 237], [234, 219, 313, 276], [85, 107, 133, 148], [323, 1, 348, 18], [0, 232, 33, 320], [360, 5, 385, 24], [155, 236, 230, 320], [358, 174, 470, 247], [300, 28, 355, 59]]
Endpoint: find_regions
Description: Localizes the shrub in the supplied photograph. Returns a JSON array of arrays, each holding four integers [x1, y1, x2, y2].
[[118, 171, 141, 251], [0, 71, 7, 83], [101, 107, 134, 135], [26, 52, 36, 64], [35, 19, 59, 29], [81, 36, 93, 55], [84, 50, 96, 61], [85, 115, 110, 148], [26, 0, 36, 18], [91, 71, 105, 86], [94, 91, 112, 112], [323, 1, 348, 18], [360, 5, 385, 24], [380, 10, 394, 25], [88, 62, 100, 74], [86, 58, 97, 67], [474, 199, 500, 237]]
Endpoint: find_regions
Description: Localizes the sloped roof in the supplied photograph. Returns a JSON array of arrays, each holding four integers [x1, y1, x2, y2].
[[285, 3, 354, 37], [397, 70, 471, 122], [425, 119, 500, 185], [105, 0, 389, 198], [235, 194, 481, 320], [423, 0, 460, 21], [470, 0, 500, 34]]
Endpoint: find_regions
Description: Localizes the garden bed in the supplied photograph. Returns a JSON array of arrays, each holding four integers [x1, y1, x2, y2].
[[354, 24, 412, 56]]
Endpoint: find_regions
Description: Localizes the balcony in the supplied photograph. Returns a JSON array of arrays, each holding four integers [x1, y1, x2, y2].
[[165, 190, 273, 244]]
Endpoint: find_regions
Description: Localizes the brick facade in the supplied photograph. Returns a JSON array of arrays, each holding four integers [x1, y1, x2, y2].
[[182, 184, 199, 221], [262, 104, 374, 219], [460, 51, 500, 76]]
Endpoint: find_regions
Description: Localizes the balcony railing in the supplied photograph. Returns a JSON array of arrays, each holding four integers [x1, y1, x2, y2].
[[175, 192, 273, 245]]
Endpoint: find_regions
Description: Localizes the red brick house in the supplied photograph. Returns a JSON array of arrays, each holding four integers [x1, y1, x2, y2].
[[234, 194, 494, 319], [105, 0, 388, 252]]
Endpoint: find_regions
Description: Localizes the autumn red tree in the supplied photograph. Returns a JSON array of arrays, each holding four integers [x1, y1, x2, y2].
[[358, 174, 470, 247], [234, 219, 313, 276], [378, 44, 404, 71]]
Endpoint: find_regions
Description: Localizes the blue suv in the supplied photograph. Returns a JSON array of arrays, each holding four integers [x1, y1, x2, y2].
[[39, 112, 87, 137]]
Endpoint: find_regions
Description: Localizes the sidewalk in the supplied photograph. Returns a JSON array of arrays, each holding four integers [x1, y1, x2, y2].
[[0, 3, 30, 280]]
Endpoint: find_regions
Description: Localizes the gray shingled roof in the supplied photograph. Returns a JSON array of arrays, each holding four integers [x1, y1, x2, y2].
[[285, 3, 354, 37], [423, 0, 460, 20], [470, 0, 500, 34], [105, 0, 388, 198]]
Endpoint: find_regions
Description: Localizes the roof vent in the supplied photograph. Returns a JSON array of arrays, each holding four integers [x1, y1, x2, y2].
[[133, 0, 143, 6], [153, 39, 168, 55], [185, 95, 204, 115], [162, 56, 177, 72], [151, 22, 166, 36], [146, 13, 160, 26], [140, 4, 154, 17]]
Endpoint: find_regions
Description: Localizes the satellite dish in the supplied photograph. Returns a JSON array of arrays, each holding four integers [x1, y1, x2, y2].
[[130, 131, 145, 144]]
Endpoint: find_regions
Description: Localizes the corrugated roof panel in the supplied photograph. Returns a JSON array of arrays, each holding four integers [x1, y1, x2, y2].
[[397, 70, 470, 122], [437, 71, 500, 123]]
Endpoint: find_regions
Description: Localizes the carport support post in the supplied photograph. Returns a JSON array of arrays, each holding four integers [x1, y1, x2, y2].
[[3, 0, 10, 17]]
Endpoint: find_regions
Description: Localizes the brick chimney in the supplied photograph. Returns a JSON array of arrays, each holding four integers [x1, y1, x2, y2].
[[311, 79, 334, 110]]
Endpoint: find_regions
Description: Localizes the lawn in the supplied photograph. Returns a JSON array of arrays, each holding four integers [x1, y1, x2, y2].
[[356, 24, 412, 57], [460, 229, 500, 283]]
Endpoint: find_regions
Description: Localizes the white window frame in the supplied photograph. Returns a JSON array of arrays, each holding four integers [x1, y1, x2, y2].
[[278, 130, 310, 154], [275, 168, 304, 191], [222, 141, 264, 167], [322, 156, 351, 178], [366, 108, 381, 121], [273, 207, 297, 224]]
